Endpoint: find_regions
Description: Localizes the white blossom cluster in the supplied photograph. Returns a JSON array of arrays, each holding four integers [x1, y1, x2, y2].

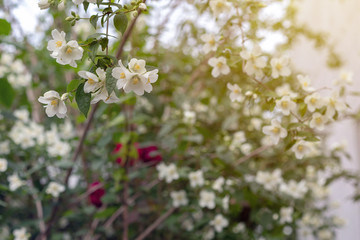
[[0, 53, 31, 88]]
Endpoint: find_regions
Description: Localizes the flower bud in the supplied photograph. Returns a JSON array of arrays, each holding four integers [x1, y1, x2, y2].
[[139, 3, 147, 11], [61, 93, 69, 101]]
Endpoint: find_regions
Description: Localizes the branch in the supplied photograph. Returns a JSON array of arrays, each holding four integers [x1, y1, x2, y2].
[[236, 145, 271, 165], [135, 207, 176, 240], [28, 179, 46, 240], [115, 0, 147, 59]]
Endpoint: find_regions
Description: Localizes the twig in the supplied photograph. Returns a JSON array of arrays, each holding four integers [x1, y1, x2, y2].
[[28, 179, 46, 240], [134, 207, 176, 240], [115, 0, 147, 59], [236, 145, 271, 165]]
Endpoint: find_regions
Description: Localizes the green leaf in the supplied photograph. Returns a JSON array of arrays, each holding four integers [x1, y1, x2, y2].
[[75, 83, 91, 117], [99, 37, 109, 51], [88, 41, 99, 62], [83, 1, 90, 12], [106, 68, 117, 95], [0, 19, 11, 36], [113, 12, 128, 34], [67, 79, 82, 92], [94, 207, 117, 219], [0, 78, 15, 108], [90, 14, 99, 29]]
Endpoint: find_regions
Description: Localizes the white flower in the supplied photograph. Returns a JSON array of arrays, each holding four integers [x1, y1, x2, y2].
[[309, 112, 328, 131], [280, 180, 308, 199], [209, 0, 231, 17], [182, 219, 194, 231], [14, 109, 30, 122], [325, 92, 346, 117], [47, 140, 71, 157], [275, 84, 298, 98], [13, 227, 30, 240], [210, 214, 229, 233], [47, 29, 66, 57], [201, 34, 219, 54], [304, 93, 324, 112], [203, 229, 215, 240], [0, 141, 10, 155], [275, 96, 296, 116], [240, 44, 266, 78], [183, 110, 196, 125], [139, 3, 147, 11], [270, 56, 291, 78], [233, 223, 245, 233], [199, 190, 215, 209], [297, 75, 314, 91], [308, 182, 329, 199], [291, 140, 312, 159], [317, 229, 333, 240], [8, 174, 25, 191], [262, 119, 287, 145], [227, 83, 244, 102], [332, 216, 346, 227], [212, 176, 225, 192], [208, 57, 230, 78], [46, 182, 65, 198], [156, 163, 179, 183], [255, 169, 283, 191], [38, 0, 50, 9], [0, 158, 7, 172], [170, 190, 188, 207], [38, 90, 67, 118], [79, 68, 119, 104], [334, 70, 353, 86], [188, 170, 205, 187], [56, 41, 83, 67], [113, 59, 159, 96], [279, 207, 293, 224], [72, 0, 96, 5], [222, 195, 230, 211]]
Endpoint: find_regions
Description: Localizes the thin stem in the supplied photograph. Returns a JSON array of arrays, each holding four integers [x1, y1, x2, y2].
[[135, 207, 176, 240], [236, 145, 271, 165], [115, 0, 147, 59], [28, 179, 46, 240]]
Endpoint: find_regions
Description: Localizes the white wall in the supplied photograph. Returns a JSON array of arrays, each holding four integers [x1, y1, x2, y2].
[[290, 0, 360, 239]]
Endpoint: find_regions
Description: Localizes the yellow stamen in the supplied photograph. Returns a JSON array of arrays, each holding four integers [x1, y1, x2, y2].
[[281, 101, 289, 108], [276, 63, 282, 70], [51, 99, 58, 106], [120, 72, 126, 79], [310, 98, 317, 104], [132, 76, 140, 85], [147, 78, 150, 84], [56, 41, 62, 47], [66, 47, 73, 54], [315, 117, 322, 125], [88, 78, 95, 85], [297, 145, 304, 152], [134, 64, 141, 71], [272, 127, 280, 134], [217, 62, 223, 68], [234, 89, 240, 94]]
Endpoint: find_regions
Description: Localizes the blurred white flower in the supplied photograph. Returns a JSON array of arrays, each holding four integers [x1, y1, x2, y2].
[[262, 119, 287, 145], [189, 170, 205, 188], [222, 195, 230, 211], [199, 190, 215, 209], [208, 57, 230, 78], [227, 83, 244, 102], [182, 219, 194, 231], [333, 70, 353, 86], [304, 93, 324, 112], [183, 110, 196, 125], [209, 0, 231, 17], [279, 207, 293, 224], [139, 3, 147, 11], [317, 229, 333, 240], [203, 228, 215, 240], [13, 227, 30, 240], [201, 34, 219, 54], [233, 223, 245, 233], [325, 92, 346, 118], [297, 75, 314, 92], [240, 44, 266, 78], [270, 56, 291, 78], [210, 214, 229, 233], [0, 141, 10, 155], [0, 158, 8, 172], [46, 182, 65, 198], [38, 90, 67, 118], [8, 174, 25, 191], [275, 84, 298, 98], [255, 169, 283, 191], [309, 112, 328, 131], [14, 109, 30, 122], [156, 163, 179, 183], [170, 190, 188, 207], [38, 0, 50, 10], [212, 176, 225, 192], [291, 140, 312, 159], [276, 96, 296, 116], [280, 180, 308, 199]]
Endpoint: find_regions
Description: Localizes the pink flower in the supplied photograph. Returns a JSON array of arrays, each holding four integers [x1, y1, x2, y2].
[[114, 143, 162, 166]]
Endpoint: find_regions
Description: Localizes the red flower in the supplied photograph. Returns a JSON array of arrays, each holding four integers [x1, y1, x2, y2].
[[114, 143, 162, 166], [89, 181, 105, 208]]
